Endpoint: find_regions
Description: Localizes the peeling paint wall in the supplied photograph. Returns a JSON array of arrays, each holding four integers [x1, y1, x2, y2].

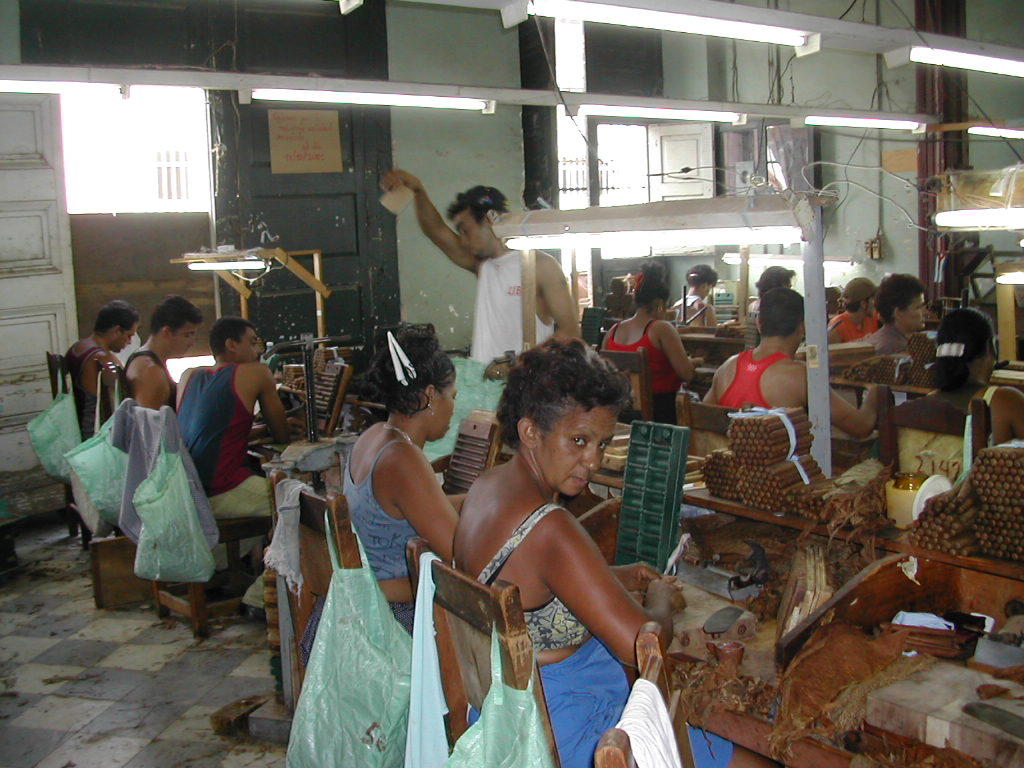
[[386, 1, 524, 351]]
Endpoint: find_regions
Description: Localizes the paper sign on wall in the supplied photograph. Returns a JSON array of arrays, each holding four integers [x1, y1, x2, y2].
[[268, 109, 344, 174]]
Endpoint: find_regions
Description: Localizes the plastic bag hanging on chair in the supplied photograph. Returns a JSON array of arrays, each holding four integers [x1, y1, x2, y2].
[[287, 513, 412, 768], [445, 629, 556, 768], [132, 444, 216, 583], [66, 374, 127, 533], [28, 385, 81, 482]]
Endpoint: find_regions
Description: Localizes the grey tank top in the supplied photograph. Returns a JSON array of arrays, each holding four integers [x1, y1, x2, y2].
[[478, 503, 591, 651], [343, 440, 419, 581]]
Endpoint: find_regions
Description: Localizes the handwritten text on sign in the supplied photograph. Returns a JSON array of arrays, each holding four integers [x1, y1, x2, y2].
[[268, 109, 344, 174]]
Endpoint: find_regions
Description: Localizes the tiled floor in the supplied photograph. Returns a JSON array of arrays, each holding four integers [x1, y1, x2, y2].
[[0, 521, 285, 768]]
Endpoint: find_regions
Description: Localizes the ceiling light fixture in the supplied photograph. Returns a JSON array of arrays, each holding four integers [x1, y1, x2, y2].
[[505, 226, 804, 252], [186, 260, 266, 271], [968, 126, 1024, 140], [250, 88, 490, 111], [996, 271, 1024, 285], [935, 208, 1024, 230], [527, 0, 809, 47], [577, 103, 743, 122], [803, 115, 922, 131], [905, 46, 1024, 79]]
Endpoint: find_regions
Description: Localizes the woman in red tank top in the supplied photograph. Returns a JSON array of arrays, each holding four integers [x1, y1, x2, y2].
[[601, 262, 695, 424]]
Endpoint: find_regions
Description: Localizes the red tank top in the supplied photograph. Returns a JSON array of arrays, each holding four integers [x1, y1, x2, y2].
[[604, 321, 681, 394], [718, 349, 789, 409]]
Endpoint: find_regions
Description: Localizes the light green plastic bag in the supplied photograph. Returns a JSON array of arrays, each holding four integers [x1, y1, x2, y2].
[[28, 391, 81, 482], [133, 445, 216, 583], [445, 629, 556, 768], [66, 375, 127, 532], [287, 514, 412, 768]]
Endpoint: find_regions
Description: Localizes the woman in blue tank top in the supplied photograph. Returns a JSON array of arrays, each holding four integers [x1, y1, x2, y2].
[[344, 324, 461, 632]]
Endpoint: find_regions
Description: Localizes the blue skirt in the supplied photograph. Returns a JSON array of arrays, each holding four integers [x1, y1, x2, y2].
[[471, 636, 733, 768]]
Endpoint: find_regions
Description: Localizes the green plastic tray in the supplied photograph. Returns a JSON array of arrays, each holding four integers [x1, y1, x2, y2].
[[614, 421, 691, 571], [581, 307, 606, 347]]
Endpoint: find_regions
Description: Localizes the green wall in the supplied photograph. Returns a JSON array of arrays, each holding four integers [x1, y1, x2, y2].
[[0, 0, 18, 63], [386, 1, 524, 351]]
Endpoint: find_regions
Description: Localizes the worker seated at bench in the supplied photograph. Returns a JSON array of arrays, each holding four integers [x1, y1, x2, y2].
[[602, 261, 695, 424], [454, 339, 771, 768], [705, 287, 879, 439], [127, 295, 203, 410], [65, 299, 139, 438], [862, 273, 925, 355], [177, 316, 297, 519], [929, 308, 1024, 453], [345, 324, 460, 633]]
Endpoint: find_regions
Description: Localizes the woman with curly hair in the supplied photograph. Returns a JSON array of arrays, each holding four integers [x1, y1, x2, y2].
[[344, 324, 460, 632], [454, 339, 759, 768]]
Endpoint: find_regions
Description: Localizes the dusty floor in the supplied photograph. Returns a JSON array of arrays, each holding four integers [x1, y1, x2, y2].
[[0, 519, 286, 768]]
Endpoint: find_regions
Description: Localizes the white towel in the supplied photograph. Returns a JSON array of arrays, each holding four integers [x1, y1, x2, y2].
[[264, 478, 308, 595], [615, 678, 683, 768], [406, 550, 448, 768]]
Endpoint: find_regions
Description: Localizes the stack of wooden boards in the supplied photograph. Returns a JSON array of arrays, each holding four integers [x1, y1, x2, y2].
[[911, 445, 1024, 561]]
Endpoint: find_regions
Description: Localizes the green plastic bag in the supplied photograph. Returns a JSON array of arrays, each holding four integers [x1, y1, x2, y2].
[[287, 514, 412, 768], [133, 445, 216, 583], [66, 376, 127, 532], [445, 630, 556, 768], [28, 390, 81, 482]]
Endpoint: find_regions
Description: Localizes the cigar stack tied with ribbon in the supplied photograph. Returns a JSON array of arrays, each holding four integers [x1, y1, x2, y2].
[[725, 407, 826, 515], [910, 445, 1024, 561], [844, 333, 935, 388]]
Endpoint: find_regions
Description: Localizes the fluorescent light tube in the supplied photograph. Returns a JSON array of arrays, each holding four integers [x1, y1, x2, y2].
[[578, 104, 742, 122], [997, 272, 1024, 285], [250, 88, 488, 111], [505, 226, 804, 251], [528, 0, 808, 47], [187, 260, 266, 271], [804, 115, 922, 131], [935, 208, 1024, 229], [909, 46, 1024, 79], [969, 126, 1024, 140]]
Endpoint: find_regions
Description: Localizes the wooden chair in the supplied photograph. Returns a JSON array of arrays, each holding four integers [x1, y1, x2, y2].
[[877, 385, 991, 480], [676, 397, 732, 458], [406, 538, 561, 763], [268, 471, 360, 707], [430, 410, 502, 495], [600, 348, 654, 422], [594, 622, 695, 768], [279, 357, 354, 437]]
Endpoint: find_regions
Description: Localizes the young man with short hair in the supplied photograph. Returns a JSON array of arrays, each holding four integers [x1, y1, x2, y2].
[[177, 316, 295, 519], [828, 277, 879, 344], [863, 274, 926, 355], [126, 295, 203, 409], [380, 169, 580, 368], [705, 287, 879, 438], [66, 300, 140, 438]]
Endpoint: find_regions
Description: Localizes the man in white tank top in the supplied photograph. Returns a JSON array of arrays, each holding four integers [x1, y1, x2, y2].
[[381, 169, 580, 369]]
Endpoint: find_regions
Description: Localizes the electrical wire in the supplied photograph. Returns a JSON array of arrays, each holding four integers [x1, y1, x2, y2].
[[531, 15, 593, 155], [819, 178, 929, 231], [801, 160, 922, 193]]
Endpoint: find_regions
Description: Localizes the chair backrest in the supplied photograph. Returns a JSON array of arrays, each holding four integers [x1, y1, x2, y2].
[[600, 348, 654, 422], [46, 351, 69, 398], [442, 410, 502, 495], [594, 622, 694, 768], [581, 306, 607, 347], [315, 359, 354, 436], [269, 472, 361, 703], [676, 397, 732, 457], [406, 538, 560, 763], [97, 361, 126, 424], [877, 385, 991, 479]]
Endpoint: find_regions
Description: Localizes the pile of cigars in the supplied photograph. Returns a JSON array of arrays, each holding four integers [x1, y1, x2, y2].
[[701, 408, 888, 526], [910, 444, 1024, 561], [843, 332, 935, 388]]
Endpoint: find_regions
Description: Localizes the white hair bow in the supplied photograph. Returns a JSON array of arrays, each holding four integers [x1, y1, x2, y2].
[[387, 331, 417, 386], [936, 342, 966, 358]]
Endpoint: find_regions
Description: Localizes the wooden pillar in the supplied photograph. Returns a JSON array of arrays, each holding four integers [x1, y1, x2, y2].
[[737, 245, 750, 325], [522, 249, 538, 350], [802, 206, 833, 475], [312, 250, 326, 337], [997, 282, 1019, 361]]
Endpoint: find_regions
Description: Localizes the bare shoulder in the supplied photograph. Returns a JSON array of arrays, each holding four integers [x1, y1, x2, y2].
[[237, 361, 274, 384], [534, 251, 568, 283], [992, 385, 1024, 408]]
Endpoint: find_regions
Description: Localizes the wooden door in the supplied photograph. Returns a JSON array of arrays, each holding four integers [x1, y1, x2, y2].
[[647, 122, 714, 201], [0, 94, 77, 471], [225, 101, 399, 352]]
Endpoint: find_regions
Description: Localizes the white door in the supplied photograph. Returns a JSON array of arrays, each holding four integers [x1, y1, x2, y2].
[[647, 122, 715, 201], [0, 93, 77, 471]]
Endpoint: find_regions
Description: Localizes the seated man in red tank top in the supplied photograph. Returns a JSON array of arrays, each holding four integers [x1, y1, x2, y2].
[[177, 317, 298, 519], [705, 287, 879, 438]]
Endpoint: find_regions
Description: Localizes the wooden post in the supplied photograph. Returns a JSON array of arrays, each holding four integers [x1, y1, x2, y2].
[[312, 250, 326, 337], [801, 206, 833, 475], [521, 249, 537, 351], [996, 282, 1019, 361], [737, 245, 750, 325]]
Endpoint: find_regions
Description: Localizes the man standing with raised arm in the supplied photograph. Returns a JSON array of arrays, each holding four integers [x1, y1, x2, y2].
[[381, 169, 580, 372]]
